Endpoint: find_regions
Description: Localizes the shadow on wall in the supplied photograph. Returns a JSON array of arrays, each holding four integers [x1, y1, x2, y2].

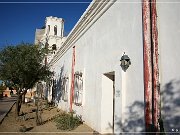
[[54, 65, 64, 103], [109, 101, 145, 133], [121, 101, 144, 132], [108, 79, 180, 133], [161, 79, 180, 132]]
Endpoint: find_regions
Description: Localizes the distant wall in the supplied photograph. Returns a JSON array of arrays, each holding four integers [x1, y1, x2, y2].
[[34, 29, 45, 44], [3, 89, 16, 97]]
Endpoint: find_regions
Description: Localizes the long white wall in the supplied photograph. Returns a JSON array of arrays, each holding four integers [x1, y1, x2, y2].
[[51, 0, 145, 133], [157, 0, 180, 132]]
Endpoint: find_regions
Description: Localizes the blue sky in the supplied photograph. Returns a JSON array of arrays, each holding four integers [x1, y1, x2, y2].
[[0, 0, 92, 48]]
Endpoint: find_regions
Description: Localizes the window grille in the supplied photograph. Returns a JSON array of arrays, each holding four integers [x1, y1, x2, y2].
[[74, 71, 83, 106]]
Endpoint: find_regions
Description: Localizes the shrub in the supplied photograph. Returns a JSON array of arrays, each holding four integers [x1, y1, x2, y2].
[[0, 85, 6, 94], [54, 111, 82, 130], [0, 85, 6, 90], [19, 125, 27, 132]]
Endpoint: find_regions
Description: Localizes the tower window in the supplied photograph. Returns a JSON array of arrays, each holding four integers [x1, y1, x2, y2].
[[54, 25, 57, 35], [52, 44, 57, 50], [47, 25, 50, 35]]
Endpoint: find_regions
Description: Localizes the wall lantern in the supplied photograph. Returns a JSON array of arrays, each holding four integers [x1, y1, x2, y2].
[[120, 52, 131, 72]]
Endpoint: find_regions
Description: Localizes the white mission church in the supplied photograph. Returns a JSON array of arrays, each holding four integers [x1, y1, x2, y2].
[[34, 0, 180, 134]]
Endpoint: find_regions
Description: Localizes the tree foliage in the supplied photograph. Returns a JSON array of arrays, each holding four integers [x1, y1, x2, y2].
[[0, 84, 6, 94], [0, 43, 52, 116], [0, 43, 52, 90]]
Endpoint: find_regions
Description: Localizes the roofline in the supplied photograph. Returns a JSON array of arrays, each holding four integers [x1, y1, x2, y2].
[[49, 0, 117, 67]]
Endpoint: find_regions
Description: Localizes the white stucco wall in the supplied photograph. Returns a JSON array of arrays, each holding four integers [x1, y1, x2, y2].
[[157, 1, 180, 132], [50, 0, 145, 134]]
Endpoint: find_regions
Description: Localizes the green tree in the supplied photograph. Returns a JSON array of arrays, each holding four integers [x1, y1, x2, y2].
[[0, 43, 52, 116], [0, 83, 6, 97]]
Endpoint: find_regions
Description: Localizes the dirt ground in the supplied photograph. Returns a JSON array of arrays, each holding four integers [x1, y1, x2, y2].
[[0, 101, 95, 135]]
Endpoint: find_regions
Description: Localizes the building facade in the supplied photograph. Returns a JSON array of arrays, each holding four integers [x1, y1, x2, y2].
[[36, 0, 180, 134]]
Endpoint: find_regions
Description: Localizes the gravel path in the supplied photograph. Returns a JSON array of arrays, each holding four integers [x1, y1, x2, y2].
[[0, 101, 95, 135]]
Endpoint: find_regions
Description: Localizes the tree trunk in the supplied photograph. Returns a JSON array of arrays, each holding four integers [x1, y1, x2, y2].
[[16, 94, 22, 117], [36, 83, 43, 125], [16, 95, 19, 117], [22, 91, 27, 104]]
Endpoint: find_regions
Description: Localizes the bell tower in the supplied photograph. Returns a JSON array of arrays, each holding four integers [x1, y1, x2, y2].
[[45, 16, 64, 37], [35, 16, 66, 65], [43, 16, 66, 64]]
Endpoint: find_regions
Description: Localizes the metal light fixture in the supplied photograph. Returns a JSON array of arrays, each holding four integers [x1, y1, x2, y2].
[[120, 52, 131, 72]]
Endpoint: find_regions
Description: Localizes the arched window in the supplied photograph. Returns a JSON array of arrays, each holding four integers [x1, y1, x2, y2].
[[54, 25, 57, 35]]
